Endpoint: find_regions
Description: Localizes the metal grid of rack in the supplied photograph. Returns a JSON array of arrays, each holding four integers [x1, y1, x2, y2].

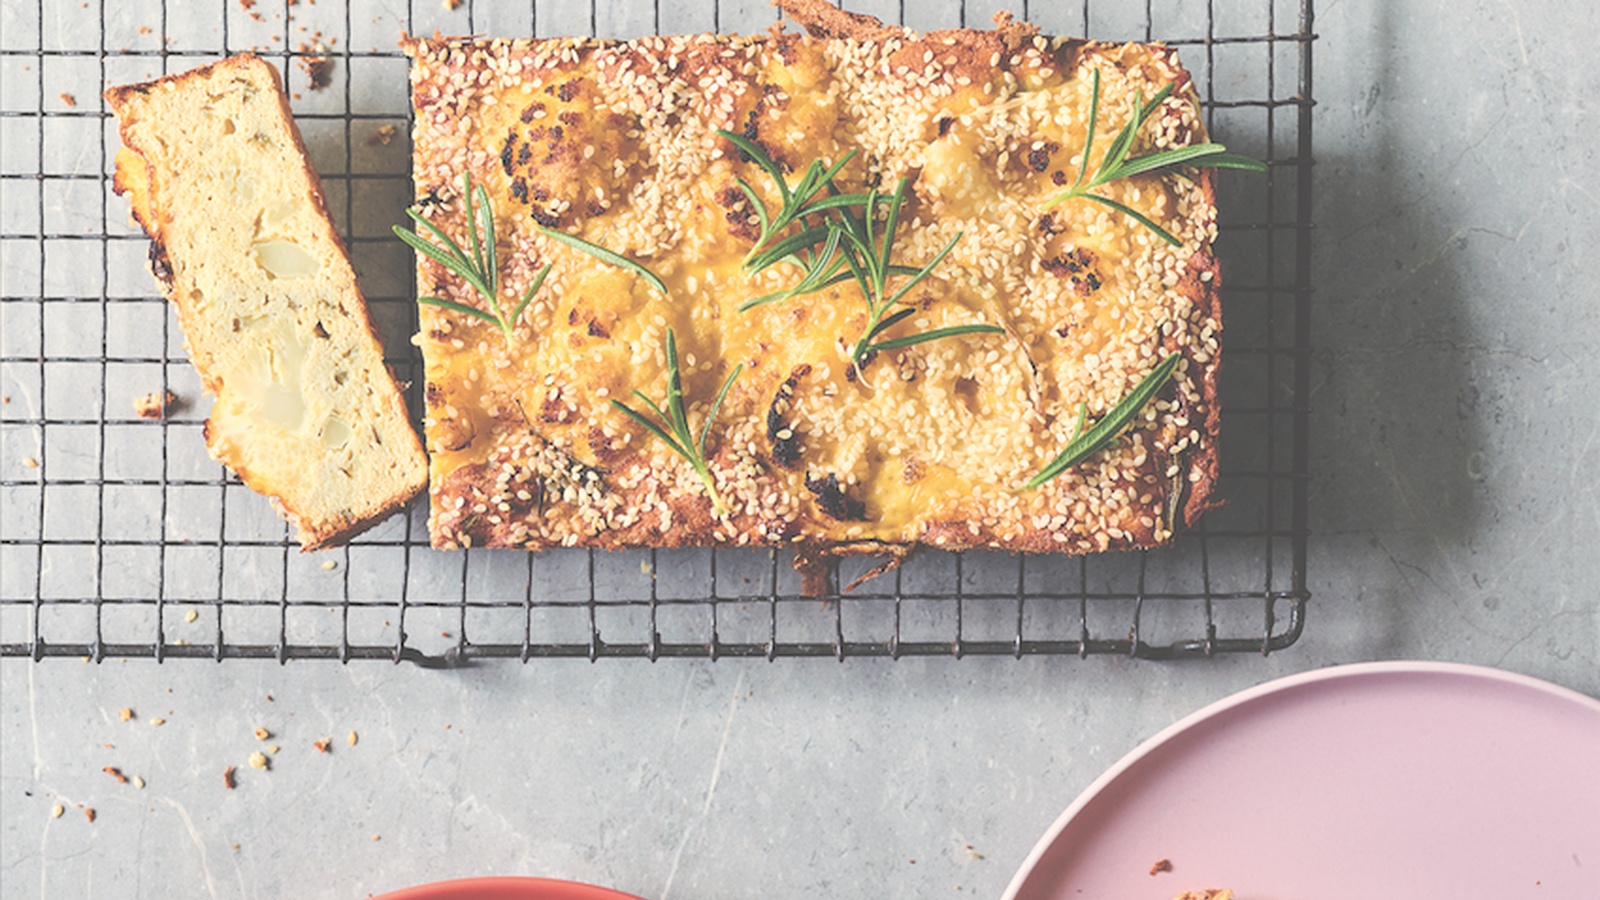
[[0, 0, 1313, 664]]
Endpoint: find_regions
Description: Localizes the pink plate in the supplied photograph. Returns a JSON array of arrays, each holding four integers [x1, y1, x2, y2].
[[371, 877, 646, 900], [1003, 661, 1600, 900]]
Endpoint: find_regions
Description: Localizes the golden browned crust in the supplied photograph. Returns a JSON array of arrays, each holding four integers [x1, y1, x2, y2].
[[108, 54, 428, 550], [403, 12, 1223, 581]]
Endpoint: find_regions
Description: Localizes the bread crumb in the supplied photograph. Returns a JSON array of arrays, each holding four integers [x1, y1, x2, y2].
[[297, 41, 334, 90], [347, 730, 358, 746], [365, 124, 397, 146], [1151, 858, 1173, 875], [321, 559, 338, 570], [84, 808, 96, 823], [372, 834, 381, 841], [59, 92, 77, 107], [22, 457, 38, 468], [184, 608, 198, 623], [118, 707, 134, 721], [50, 804, 64, 818], [103, 766, 129, 784], [267, 744, 280, 754], [313, 738, 331, 753], [150, 717, 165, 726], [223, 766, 236, 789], [133, 389, 178, 419], [248, 751, 269, 770], [132, 775, 146, 789], [443, 0, 463, 8], [138, 25, 151, 34], [254, 727, 271, 741]]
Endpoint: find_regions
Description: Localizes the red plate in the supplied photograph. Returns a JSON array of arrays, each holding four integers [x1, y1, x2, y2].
[[372, 878, 646, 900]]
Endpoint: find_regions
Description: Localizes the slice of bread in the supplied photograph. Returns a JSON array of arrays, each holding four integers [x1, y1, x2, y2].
[[107, 54, 427, 549]]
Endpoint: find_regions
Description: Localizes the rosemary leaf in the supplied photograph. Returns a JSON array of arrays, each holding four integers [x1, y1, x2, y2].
[[718, 128, 865, 270], [610, 328, 742, 517], [884, 230, 961, 308], [1079, 193, 1182, 246], [611, 398, 687, 459], [537, 226, 669, 296], [1025, 352, 1182, 489], [393, 171, 549, 339], [718, 130, 788, 195], [865, 306, 919, 341], [867, 323, 1005, 355], [507, 263, 553, 333], [1045, 71, 1265, 242], [700, 362, 744, 457], [417, 296, 502, 326], [1103, 142, 1232, 181]]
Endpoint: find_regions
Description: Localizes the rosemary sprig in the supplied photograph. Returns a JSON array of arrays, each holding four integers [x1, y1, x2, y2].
[[393, 171, 551, 338], [535, 225, 669, 296], [718, 129, 869, 272], [611, 328, 744, 518], [1045, 70, 1267, 245], [1024, 352, 1181, 488], [830, 176, 1004, 371]]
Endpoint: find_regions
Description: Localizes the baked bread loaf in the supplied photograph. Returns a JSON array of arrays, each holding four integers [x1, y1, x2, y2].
[[107, 55, 428, 549], [402, 3, 1224, 582]]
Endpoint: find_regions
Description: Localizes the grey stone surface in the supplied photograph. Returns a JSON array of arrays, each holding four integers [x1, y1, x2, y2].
[[2, 0, 1598, 898]]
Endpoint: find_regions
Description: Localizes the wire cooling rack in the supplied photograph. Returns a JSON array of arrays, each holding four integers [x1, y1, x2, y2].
[[0, 0, 1313, 664]]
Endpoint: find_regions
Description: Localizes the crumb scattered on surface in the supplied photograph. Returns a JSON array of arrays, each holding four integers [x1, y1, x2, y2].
[[184, 609, 198, 623], [347, 730, 358, 746], [132, 775, 146, 789], [365, 123, 397, 146], [150, 717, 165, 726], [248, 752, 269, 770], [372, 834, 381, 841], [965, 844, 984, 860], [1151, 858, 1173, 875], [138, 25, 151, 34], [321, 559, 338, 570], [313, 738, 331, 753], [103, 766, 128, 784], [223, 766, 236, 789], [267, 744, 280, 755], [118, 708, 133, 721], [84, 808, 96, 823], [297, 40, 334, 90], [59, 92, 77, 106], [50, 804, 64, 818], [254, 727, 271, 741], [22, 457, 38, 468], [134, 388, 178, 419], [443, 0, 464, 8]]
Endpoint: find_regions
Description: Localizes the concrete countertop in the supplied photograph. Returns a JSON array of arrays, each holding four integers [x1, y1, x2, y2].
[[2, 0, 1597, 898]]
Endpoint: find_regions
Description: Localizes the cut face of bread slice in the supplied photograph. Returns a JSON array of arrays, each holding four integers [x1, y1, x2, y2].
[[401, 6, 1224, 577], [107, 54, 427, 549]]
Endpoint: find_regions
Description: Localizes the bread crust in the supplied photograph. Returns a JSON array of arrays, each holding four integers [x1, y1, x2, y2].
[[403, 13, 1223, 584], [108, 54, 428, 550]]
